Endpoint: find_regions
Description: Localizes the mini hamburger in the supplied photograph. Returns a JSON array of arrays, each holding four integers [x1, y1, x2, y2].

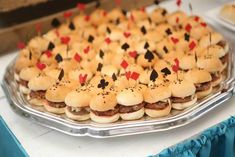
[[28, 75, 56, 106], [185, 69, 212, 99], [144, 84, 171, 118], [90, 91, 119, 123], [117, 87, 144, 120], [65, 88, 91, 121], [170, 79, 197, 110]]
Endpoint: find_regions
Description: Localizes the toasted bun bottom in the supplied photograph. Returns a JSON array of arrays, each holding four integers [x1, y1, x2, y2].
[[90, 112, 119, 123], [145, 104, 171, 118], [120, 108, 144, 120], [172, 96, 197, 110], [44, 103, 65, 114], [27, 95, 47, 106], [14, 72, 20, 81], [19, 85, 30, 95], [211, 76, 223, 87], [196, 86, 213, 99], [65, 108, 90, 121]]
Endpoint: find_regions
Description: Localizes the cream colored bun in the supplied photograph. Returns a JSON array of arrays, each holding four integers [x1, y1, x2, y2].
[[150, 8, 168, 24], [28, 75, 56, 91], [45, 68, 63, 80], [185, 69, 212, 84], [14, 72, 20, 81], [145, 103, 171, 118], [220, 4, 235, 25], [19, 67, 41, 81], [101, 65, 118, 77], [199, 32, 223, 48], [172, 95, 197, 110], [211, 75, 223, 87], [58, 60, 79, 73], [196, 85, 212, 99], [117, 88, 143, 106], [90, 112, 119, 123], [44, 103, 65, 114], [90, 92, 117, 112], [27, 95, 47, 106], [191, 25, 211, 40], [28, 36, 49, 52], [137, 53, 158, 68], [65, 107, 90, 121], [68, 69, 93, 81], [130, 9, 148, 21], [179, 55, 196, 70], [197, 57, 223, 73], [14, 56, 37, 74], [170, 79, 196, 98], [45, 85, 72, 102], [144, 85, 171, 103], [65, 90, 91, 107], [166, 11, 187, 26], [139, 69, 151, 85], [19, 85, 30, 94], [198, 45, 227, 58], [120, 108, 144, 120]]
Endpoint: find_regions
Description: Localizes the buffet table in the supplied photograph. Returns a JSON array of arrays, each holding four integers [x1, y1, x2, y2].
[[0, 0, 235, 156]]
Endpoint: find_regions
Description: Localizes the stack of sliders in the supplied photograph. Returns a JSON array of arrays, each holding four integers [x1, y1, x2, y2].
[[14, 2, 229, 123]]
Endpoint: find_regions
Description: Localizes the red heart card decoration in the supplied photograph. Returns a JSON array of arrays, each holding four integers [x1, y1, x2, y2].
[[63, 11, 72, 19], [185, 23, 192, 32], [189, 41, 196, 50], [176, 0, 182, 7], [171, 37, 179, 44], [35, 23, 42, 33], [124, 32, 131, 38], [194, 16, 199, 22], [105, 37, 112, 45], [44, 50, 52, 58], [83, 46, 90, 54], [128, 51, 137, 58], [17, 42, 25, 49], [176, 17, 179, 23], [74, 53, 81, 62], [60, 36, 70, 45], [77, 3, 86, 11], [79, 74, 88, 85], [36, 62, 46, 70], [200, 22, 207, 27], [172, 58, 179, 73]]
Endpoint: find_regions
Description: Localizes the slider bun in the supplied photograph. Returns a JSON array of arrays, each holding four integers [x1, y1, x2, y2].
[[166, 11, 187, 26], [101, 65, 118, 77], [199, 32, 223, 48], [90, 92, 117, 112], [139, 69, 151, 85], [108, 28, 123, 41], [19, 67, 41, 81], [172, 95, 197, 110], [65, 107, 90, 121], [197, 85, 212, 99], [27, 94, 47, 106], [120, 108, 144, 120], [191, 25, 210, 40], [130, 10, 148, 21], [19, 85, 30, 94], [58, 60, 79, 73], [14, 56, 37, 74], [145, 103, 171, 118], [117, 88, 143, 106], [90, 112, 119, 123], [220, 4, 235, 25], [44, 103, 65, 114], [107, 8, 126, 21], [137, 53, 158, 68], [211, 75, 223, 87], [198, 45, 226, 58], [68, 69, 93, 81], [45, 85, 72, 102], [179, 55, 196, 70], [46, 68, 64, 80], [185, 69, 212, 84], [65, 90, 91, 107], [150, 8, 168, 24], [73, 15, 90, 28], [28, 75, 56, 91], [144, 85, 171, 103], [145, 30, 164, 43], [90, 9, 108, 25], [197, 57, 223, 72], [28, 36, 49, 52], [170, 79, 196, 98]]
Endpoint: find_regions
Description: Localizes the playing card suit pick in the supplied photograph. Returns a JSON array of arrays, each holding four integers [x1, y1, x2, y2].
[[63, 11, 73, 19], [69, 22, 75, 30], [74, 53, 81, 62], [44, 50, 52, 58], [161, 67, 171, 76], [83, 46, 90, 54], [79, 74, 87, 85], [172, 58, 179, 73], [185, 23, 192, 32], [105, 37, 112, 45], [140, 26, 147, 35], [97, 63, 103, 72], [144, 42, 149, 49], [106, 27, 111, 34], [200, 22, 207, 27], [121, 60, 129, 69], [194, 16, 199, 22], [60, 36, 70, 45], [171, 37, 179, 44], [131, 72, 140, 80], [58, 69, 64, 81], [98, 79, 109, 89], [112, 73, 117, 81], [29, 51, 32, 60], [150, 69, 158, 82], [144, 50, 154, 62], [99, 50, 104, 59], [77, 3, 86, 11], [47, 42, 55, 50], [121, 43, 130, 51], [36, 62, 46, 71], [176, 0, 182, 7], [88, 35, 94, 43], [17, 42, 25, 49], [125, 71, 131, 80], [51, 18, 61, 28], [165, 28, 172, 35], [189, 41, 196, 50], [123, 32, 131, 38], [128, 51, 137, 58], [55, 54, 63, 63], [184, 33, 190, 42], [163, 46, 169, 53]]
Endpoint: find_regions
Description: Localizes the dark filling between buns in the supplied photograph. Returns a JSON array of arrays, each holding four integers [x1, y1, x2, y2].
[[119, 103, 144, 114], [195, 82, 211, 92], [67, 106, 90, 115], [145, 101, 169, 110], [91, 106, 119, 116], [19, 79, 28, 87], [220, 53, 228, 65], [217, 40, 226, 49], [171, 95, 194, 103], [47, 101, 66, 108], [211, 73, 221, 82], [29, 90, 46, 99]]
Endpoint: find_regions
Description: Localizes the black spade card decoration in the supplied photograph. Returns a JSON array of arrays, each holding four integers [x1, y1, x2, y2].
[[98, 79, 109, 89], [55, 53, 63, 63], [58, 69, 64, 81], [144, 42, 149, 49], [121, 43, 130, 51], [184, 33, 190, 42], [69, 22, 75, 30], [144, 50, 154, 62], [47, 42, 55, 50], [112, 73, 117, 81], [150, 69, 158, 82], [140, 26, 147, 35], [99, 50, 104, 59], [106, 27, 111, 34], [97, 63, 103, 71], [88, 35, 94, 43], [51, 18, 61, 28], [163, 46, 168, 53], [161, 67, 171, 76], [165, 28, 172, 35]]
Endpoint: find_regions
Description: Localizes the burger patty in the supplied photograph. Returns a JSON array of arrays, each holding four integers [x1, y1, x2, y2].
[[19, 79, 28, 87], [195, 82, 211, 92], [29, 90, 46, 99], [217, 40, 226, 49], [119, 103, 144, 114], [220, 53, 228, 65], [211, 73, 221, 82], [171, 95, 193, 103], [47, 101, 66, 108], [145, 101, 169, 110], [67, 106, 90, 115], [91, 106, 119, 116]]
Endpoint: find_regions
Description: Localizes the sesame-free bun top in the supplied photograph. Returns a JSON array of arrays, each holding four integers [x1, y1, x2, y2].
[[185, 69, 212, 84], [144, 84, 171, 103], [198, 45, 227, 58], [170, 79, 196, 98], [117, 88, 143, 106], [28, 75, 56, 91], [90, 92, 117, 112], [179, 55, 196, 70], [45, 83, 72, 102], [199, 32, 223, 48], [65, 89, 91, 107], [19, 67, 41, 81], [197, 57, 223, 72]]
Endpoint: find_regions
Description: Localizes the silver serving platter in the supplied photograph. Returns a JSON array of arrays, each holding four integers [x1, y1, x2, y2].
[[2, 28, 235, 138]]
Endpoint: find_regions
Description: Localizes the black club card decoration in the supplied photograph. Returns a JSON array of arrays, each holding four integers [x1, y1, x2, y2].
[[55, 53, 63, 63], [98, 79, 109, 89]]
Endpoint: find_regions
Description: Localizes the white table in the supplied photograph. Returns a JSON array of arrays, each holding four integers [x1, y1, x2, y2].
[[0, 0, 235, 157]]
